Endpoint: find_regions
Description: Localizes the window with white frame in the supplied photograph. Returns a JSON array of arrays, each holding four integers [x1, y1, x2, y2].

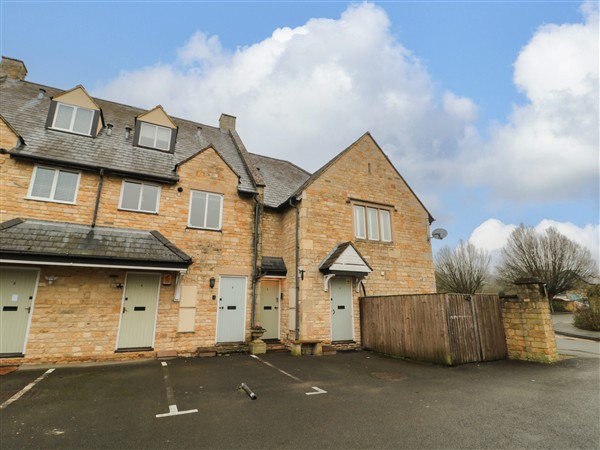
[[188, 190, 223, 230], [138, 122, 171, 151], [119, 181, 160, 213], [28, 166, 80, 203], [52, 103, 94, 135], [353, 204, 392, 242]]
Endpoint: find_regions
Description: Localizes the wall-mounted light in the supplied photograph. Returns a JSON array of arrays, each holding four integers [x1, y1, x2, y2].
[[44, 275, 58, 285], [209, 277, 216, 289]]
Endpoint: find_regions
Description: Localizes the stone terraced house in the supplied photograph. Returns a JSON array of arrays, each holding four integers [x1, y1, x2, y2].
[[0, 57, 436, 364]]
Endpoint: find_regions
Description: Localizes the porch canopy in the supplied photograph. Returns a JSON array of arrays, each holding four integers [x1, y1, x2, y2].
[[318, 242, 372, 292], [0, 218, 192, 272], [260, 256, 287, 277]]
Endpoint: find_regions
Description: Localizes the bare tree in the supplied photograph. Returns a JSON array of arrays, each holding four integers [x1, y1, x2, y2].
[[497, 226, 598, 303], [435, 240, 491, 294]]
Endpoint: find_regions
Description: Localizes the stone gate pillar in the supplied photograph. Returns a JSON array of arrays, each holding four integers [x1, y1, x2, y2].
[[501, 278, 559, 363]]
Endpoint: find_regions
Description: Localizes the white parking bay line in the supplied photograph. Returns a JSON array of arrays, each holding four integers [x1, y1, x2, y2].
[[250, 354, 302, 382], [250, 354, 327, 396], [0, 368, 55, 410], [156, 362, 198, 418]]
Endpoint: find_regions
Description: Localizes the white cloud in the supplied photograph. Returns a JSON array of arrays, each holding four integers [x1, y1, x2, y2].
[[469, 218, 600, 266], [96, 2, 598, 210], [96, 3, 474, 182], [465, 3, 599, 202]]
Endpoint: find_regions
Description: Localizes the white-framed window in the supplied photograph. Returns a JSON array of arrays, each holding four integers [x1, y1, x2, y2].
[[188, 190, 223, 230], [353, 204, 392, 242], [52, 103, 94, 135], [27, 166, 80, 204], [119, 180, 160, 213], [138, 122, 171, 151]]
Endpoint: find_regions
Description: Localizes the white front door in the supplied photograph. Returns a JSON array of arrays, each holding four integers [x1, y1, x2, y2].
[[331, 277, 354, 341], [216, 276, 247, 343], [0, 267, 39, 355], [259, 280, 280, 340], [117, 273, 160, 349]]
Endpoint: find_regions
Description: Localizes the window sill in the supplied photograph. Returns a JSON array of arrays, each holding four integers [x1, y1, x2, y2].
[[47, 127, 92, 138], [118, 208, 159, 215], [25, 196, 77, 206], [354, 238, 393, 245], [186, 226, 222, 232]]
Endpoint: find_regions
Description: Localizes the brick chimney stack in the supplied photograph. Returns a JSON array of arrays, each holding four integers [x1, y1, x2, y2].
[[219, 113, 236, 132], [0, 57, 28, 81]]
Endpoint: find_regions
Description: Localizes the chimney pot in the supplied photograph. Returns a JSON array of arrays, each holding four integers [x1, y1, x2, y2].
[[125, 127, 132, 139], [37, 88, 46, 100], [219, 113, 236, 132], [0, 57, 28, 81], [106, 124, 113, 136]]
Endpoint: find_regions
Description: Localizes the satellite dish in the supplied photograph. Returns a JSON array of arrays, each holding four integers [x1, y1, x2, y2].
[[430, 228, 448, 240]]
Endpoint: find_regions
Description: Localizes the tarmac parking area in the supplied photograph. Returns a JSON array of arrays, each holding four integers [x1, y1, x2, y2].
[[1, 351, 599, 449]]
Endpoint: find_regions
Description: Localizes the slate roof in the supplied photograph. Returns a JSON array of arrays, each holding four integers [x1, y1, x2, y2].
[[0, 218, 192, 269], [0, 78, 256, 192], [260, 256, 287, 276], [249, 153, 311, 208]]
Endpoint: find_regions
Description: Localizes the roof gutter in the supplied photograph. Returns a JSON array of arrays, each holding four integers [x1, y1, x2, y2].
[[0, 258, 188, 273], [8, 152, 179, 184]]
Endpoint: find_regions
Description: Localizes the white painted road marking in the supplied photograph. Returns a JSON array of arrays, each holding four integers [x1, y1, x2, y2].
[[250, 354, 327, 396], [156, 362, 198, 418], [305, 386, 327, 396], [0, 368, 55, 410], [250, 354, 302, 381]]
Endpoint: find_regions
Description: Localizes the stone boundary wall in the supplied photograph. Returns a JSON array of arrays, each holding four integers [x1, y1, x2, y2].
[[501, 280, 559, 363]]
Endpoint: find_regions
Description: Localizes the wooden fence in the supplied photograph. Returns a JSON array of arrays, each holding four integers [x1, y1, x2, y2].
[[359, 294, 507, 366]]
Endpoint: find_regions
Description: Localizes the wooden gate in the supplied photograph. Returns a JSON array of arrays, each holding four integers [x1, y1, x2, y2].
[[360, 294, 507, 365]]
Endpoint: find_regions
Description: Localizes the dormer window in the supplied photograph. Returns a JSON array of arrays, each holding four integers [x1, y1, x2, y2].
[[53, 103, 94, 135], [133, 105, 177, 153], [45, 85, 103, 137], [138, 122, 171, 151]]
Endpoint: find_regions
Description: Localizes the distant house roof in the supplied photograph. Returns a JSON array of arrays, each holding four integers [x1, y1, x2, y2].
[[260, 256, 287, 277], [249, 153, 311, 208], [0, 218, 192, 270], [0, 79, 256, 193]]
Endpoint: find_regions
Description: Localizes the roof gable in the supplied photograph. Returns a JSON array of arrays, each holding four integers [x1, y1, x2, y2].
[[176, 145, 240, 179], [136, 105, 177, 129], [296, 132, 434, 223], [53, 85, 101, 111], [319, 241, 372, 275]]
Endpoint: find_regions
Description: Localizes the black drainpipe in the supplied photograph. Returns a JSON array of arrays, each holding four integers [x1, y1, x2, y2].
[[289, 197, 300, 340], [250, 194, 260, 327], [91, 169, 104, 228]]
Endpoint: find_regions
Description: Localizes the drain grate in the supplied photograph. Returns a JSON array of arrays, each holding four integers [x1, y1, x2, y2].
[[370, 372, 407, 382]]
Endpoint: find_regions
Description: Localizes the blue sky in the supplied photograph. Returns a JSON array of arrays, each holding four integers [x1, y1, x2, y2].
[[2, 1, 598, 264]]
